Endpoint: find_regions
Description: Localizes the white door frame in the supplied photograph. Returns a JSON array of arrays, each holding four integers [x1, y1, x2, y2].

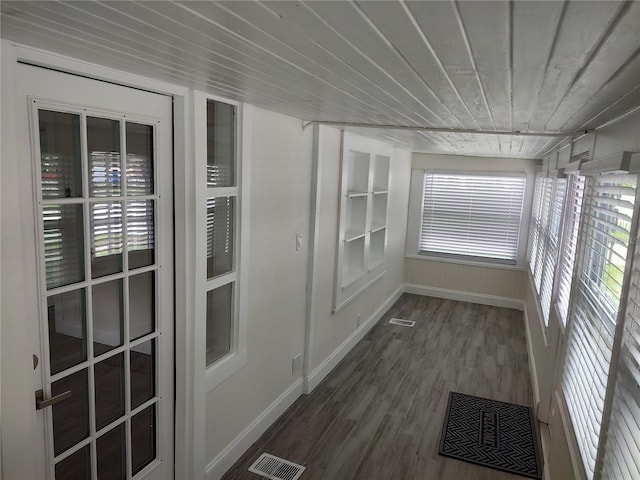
[[0, 40, 200, 479]]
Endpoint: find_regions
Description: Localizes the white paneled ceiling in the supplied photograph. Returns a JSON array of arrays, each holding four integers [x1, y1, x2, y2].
[[2, 1, 639, 158]]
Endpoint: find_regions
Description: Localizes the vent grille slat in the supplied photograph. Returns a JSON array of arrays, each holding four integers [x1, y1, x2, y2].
[[389, 318, 415, 327], [248, 453, 305, 480]]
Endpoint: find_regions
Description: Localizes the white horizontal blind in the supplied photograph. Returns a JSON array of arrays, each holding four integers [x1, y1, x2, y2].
[[534, 178, 553, 291], [562, 174, 637, 479], [557, 174, 586, 325], [540, 178, 567, 324], [527, 173, 544, 278], [420, 173, 526, 262], [601, 230, 640, 479]]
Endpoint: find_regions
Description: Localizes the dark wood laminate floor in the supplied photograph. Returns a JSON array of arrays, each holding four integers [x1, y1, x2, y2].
[[222, 294, 535, 480]]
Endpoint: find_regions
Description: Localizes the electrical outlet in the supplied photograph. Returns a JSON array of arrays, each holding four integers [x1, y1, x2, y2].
[[292, 354, 303, 375], [356, 314, 362, 327]]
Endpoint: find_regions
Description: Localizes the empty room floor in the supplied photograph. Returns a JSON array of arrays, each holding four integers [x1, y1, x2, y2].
[[223, 294, 535, 480]]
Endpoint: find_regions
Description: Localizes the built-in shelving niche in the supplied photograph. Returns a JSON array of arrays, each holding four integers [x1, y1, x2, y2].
[[334, 132, 392, 312]]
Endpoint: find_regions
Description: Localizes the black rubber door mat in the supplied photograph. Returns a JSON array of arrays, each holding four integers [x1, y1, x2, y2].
[[439, 392, 542, 479]]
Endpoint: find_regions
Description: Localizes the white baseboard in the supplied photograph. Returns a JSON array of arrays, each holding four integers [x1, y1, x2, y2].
[[524, 307, 541, 412], [303, 284, 404, 394], [205, 378, 304, 480], [403, 283, 525, 311]]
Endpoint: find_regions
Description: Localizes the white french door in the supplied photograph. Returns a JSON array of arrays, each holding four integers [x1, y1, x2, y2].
[[3, 64, 174, 479]]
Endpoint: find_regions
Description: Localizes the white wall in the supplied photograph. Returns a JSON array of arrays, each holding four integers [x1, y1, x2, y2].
[[404, 153, 537, 305], [205, 107, 312, 462], [306, 127, 411, 383]]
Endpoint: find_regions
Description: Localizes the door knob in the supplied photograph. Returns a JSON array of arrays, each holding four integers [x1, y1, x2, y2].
[[35, 389, 71, 410]]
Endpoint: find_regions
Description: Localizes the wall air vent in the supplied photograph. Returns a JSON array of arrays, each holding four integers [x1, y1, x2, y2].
[[389, 318, 415, 327], [248, 453, 305, 480]]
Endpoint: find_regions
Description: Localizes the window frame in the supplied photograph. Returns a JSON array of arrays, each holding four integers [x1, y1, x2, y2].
[[412, 170, 528, 266], [193, 92, 250, 392]]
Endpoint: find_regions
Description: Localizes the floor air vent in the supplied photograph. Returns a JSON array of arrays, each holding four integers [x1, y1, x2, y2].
[[389, 318, 415, 327], [248, 453, 305, 480]]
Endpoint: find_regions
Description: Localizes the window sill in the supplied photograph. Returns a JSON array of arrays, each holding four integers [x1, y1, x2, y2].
[[405, 253, 525, 271], [205, 349, 247, 392]]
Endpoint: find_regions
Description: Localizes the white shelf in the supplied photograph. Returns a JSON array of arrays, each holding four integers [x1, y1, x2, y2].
[[372, 190, 388, 195], [369, 259, 384, 271], [347, 190, 368, 198], [370, 224, 386, 233], [344, 230, 366, 242], [342, 269, 363, 289]]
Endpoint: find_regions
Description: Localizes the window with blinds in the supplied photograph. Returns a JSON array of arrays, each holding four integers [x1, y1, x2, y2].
[[557, 174, 586, 324], [562, 173, 637, 479], [420, 173, 526, 263], [527, 174, 567, 325], [600, 219, 640, 479]]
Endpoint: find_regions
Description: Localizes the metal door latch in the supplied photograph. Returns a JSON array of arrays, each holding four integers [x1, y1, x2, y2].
[[35, 389, 71, 410]]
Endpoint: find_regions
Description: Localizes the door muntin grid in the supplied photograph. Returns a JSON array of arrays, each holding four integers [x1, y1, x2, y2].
[[33, 100, 164, 479]]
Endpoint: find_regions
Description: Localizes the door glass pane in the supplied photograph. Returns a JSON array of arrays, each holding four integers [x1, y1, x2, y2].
[[127, 200, 154, 270], [206, 100, 235, 187], [95, 353, 125, 430], [206, 283, 233, 366], [91, 202, 123, 278], [48, 289, 87, 375], [55, 445, 91, 480], [92, 279, 124, 356], [97, 423, 126, 480], [39, 110, 82, 199], [44, 204, 85, 289], [131, 404, 156, 475], [131, 339, 155, 409], [129, 272, 155, 340], [206, 197, 234, 278], [52, 369, 89, 455], [88, 117, 121, 197], [126, 122, 154, 195]]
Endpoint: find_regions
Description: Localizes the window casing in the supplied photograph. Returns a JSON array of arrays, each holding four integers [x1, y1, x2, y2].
[[562, 173, 637, 479], [419, 172, 526, 264], [527, 174, 567, 325]]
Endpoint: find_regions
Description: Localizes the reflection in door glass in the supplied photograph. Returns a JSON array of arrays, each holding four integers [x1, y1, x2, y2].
[[206, 283, 233, 365], [43, 204, 85, 289], [97, 422, 126, 480], [129, 272, 155, 340], [92, 279, 124, 356], [91, 202, 123, 278], [52, 369, 89, 456], [131, 339, 155, 409], [39, 110, 82, 199], [126, 122, 154, 195], [206, 197, 234, 279], [47, 289, 87, 375], [131, 404, 156, 475], [54, 444, 91, 480], [206, 100, 235, 187], [95, 352, 125, 430], [88, 117, 121, 197], [127, 200, 155, 270]]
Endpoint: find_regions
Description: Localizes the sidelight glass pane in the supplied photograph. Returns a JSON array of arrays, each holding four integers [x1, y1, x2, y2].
[[129, 272, 155, 340], [48, 289, 87, 375], [130, 339, 155, 409], [206, 283, 233, 366], [131, 404, 156, 475], [127, 200, 155, 270], [206, 197, 234, 278], [206, 100, 235, 187], [88, 117, 121, 197], [43, 204, 85, 289], [52, 369, 89, 455], [55, 445, 91, 480], [92, 279, 124, 356], [97, 423, 126, 480], [91, 202, 123, 278], [39, 110, 82, 199], [126, 122, 154, 195], [95, 353, 125, 430]]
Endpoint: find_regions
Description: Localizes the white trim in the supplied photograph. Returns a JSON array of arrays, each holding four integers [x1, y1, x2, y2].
[[204, 379, 305, 480], [403, 284, 524, 311], [554, 390, 588, 480], [524, 307, 542, 413], [526, 270, 550, 348], [304, 285, 404, 394], [405, 254, 526, 271]]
